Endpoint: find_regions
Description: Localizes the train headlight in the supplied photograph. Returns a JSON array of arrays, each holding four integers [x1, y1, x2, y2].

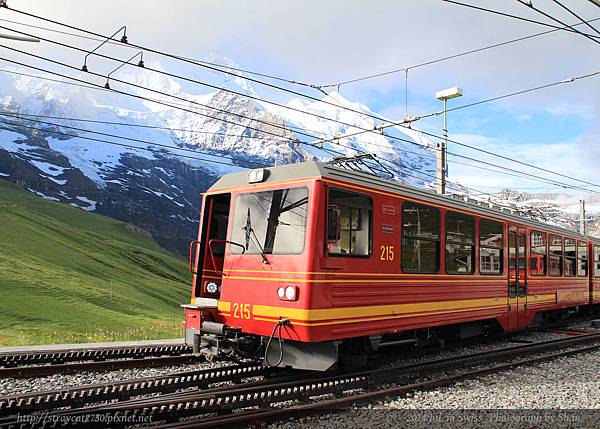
[[277, 287, 285, 299], [247, 168, 268, 183], [206, 282, 219, 294], [285, 286, 297, 301]]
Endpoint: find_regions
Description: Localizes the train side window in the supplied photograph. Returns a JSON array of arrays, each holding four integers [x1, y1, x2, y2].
[[479, 219, 504, 274], [530, 231, 547, 276], [480, 219, 503, 275], [578, 241, 588, 277], [595, 246, 600, 278], [402, 202, 440, 273], [446, 211, 475, 274], [564, 238, 576, 277], [327, 189, 372, 257], [549, 235, 563, 276]]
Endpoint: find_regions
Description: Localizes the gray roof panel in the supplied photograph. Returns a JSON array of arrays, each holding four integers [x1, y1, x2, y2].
[[208, 161, 598, 243]]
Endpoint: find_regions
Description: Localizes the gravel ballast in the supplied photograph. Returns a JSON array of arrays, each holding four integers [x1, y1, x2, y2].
[[270, 329, 600, 428]]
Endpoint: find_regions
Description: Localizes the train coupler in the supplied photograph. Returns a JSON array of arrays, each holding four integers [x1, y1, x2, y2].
[[198, 334, 220, 357], [194, 322, 241, 358]]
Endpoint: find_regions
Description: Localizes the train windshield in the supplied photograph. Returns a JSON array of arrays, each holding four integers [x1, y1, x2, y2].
[[230, 187, 309, 255]]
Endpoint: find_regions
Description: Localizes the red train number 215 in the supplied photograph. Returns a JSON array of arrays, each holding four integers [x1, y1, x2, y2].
[[380, 245, 395, 261], [233, 303, 252, 319]]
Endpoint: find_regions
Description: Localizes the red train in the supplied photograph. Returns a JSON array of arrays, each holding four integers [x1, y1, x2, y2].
[[182, 161, 600, 370]]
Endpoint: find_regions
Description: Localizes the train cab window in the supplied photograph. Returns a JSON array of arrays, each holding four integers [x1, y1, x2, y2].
[[479, 219, 503, 275], [578, 241, 588, 277], [327, 189, 372, 257], [564, 238, 577, 277], [230, 187, 309, 255], [446, 211, 475, 274], [402, 202, 440, 273], [530, 231, 547, 276], [549, 235, 563, 276], [595, 246, 600, 278]]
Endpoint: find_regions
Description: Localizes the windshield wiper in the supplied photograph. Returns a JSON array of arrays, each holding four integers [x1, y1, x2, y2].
[[243, 208, 269, 264]]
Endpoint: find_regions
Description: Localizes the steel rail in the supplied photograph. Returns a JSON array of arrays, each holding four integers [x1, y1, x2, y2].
[[0, 344, 190, 368], [0, 354, 202, 379]]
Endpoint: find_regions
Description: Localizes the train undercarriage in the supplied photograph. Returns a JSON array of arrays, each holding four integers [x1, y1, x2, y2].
[[186, 304, 599, 371]]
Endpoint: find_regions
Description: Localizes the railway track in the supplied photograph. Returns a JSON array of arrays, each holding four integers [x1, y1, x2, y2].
[[173, 343, 600, 429], [0, 363, 270, 416], [0, 344, 196, 379], [3, 332, 599, 428]]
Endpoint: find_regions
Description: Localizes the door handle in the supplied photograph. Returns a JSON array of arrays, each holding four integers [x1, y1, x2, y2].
[[189, 240, 200, 274]]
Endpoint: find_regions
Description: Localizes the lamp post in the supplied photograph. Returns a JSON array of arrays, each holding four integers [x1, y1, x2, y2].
[[435, 86, 462, 195]]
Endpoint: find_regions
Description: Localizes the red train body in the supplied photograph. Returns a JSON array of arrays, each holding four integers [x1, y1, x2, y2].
[[183, 162, 600, 370]]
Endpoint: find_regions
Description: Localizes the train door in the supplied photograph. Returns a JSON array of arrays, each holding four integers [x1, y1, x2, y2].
[[191, 193, 231, 299], [508, 227, 528, 330]]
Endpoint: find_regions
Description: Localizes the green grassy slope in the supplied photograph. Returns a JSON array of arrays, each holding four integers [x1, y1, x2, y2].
[[0, 179, 191, 346]]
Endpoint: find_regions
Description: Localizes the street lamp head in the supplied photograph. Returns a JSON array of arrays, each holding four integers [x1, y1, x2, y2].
[[436, 86, 463, 100]]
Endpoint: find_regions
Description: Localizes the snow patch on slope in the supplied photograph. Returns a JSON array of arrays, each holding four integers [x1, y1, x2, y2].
[[30, 160, 65, 177]]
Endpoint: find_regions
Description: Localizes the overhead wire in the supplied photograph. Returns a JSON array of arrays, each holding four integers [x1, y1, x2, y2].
[[514, 0, 600, 45], [7, 2, 598, 134], [549, 0, 600, 36], [1, 14, 599, 193], [3, 10, 598, 110], [3, 5, 598, 110], [442, 0, 600, 41], [335, 17, 600, 86]]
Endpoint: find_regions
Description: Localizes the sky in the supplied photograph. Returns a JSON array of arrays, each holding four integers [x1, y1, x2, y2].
[[1, 0, 599, 200]]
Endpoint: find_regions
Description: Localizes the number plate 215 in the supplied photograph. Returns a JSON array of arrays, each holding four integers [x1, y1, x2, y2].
[[232, 303, 252, 319]]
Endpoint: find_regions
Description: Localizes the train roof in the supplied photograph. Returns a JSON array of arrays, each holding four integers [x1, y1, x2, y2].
[[209, 161, 599, 243]]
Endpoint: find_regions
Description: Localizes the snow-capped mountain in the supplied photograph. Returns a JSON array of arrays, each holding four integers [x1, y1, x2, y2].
[[0, 62, 436, 253], [482, 190, 600, 236]]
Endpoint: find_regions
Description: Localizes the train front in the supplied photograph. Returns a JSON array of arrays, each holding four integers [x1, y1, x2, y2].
[[182, 165, 330, 370]]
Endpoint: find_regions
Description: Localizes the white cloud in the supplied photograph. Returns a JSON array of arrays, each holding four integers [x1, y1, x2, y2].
[[451, 133, 496, 146], [448, 131, 599, 198], [516, 113, 532, 123]]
